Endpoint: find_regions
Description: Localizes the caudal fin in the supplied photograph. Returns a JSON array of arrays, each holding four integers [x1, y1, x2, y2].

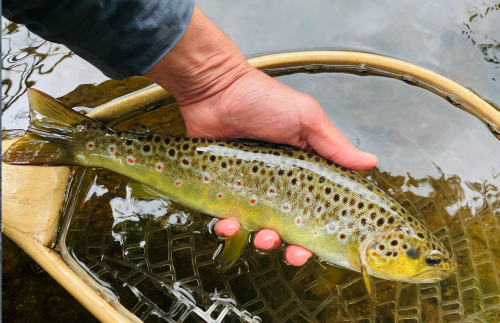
[[2, 89, 96, 166]]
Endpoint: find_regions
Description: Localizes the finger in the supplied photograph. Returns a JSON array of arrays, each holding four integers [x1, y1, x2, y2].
[[300, 98, 378, 171], [254, 229, 282, 250], [214, 219, 240, 237], [285, 245, 314, 266]]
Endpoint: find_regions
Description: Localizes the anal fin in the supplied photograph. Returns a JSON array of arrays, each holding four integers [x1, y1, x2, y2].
[[218, 227, 250, 270], [124, 180, 169, 200]]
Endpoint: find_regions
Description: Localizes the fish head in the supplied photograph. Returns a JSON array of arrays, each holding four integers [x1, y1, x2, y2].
[[365, 226, 456, 283]]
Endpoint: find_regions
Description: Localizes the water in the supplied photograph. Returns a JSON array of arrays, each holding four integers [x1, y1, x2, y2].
[[2, 0, 500, 322]]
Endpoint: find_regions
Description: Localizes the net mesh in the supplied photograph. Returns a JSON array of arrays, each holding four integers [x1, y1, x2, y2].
[[60, 159, 500, 323]]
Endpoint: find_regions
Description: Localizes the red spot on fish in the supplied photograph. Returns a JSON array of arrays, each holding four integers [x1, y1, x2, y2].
[[314, 232, 318, 235], [204, 176, 210, 182], [269, 189, 275, 194], [128, 158, 134, 164], [297, 218, 301, 224], [110, 147, 115, 153], [305, 197, 311, 204], [250, 199, 256, 204], [175, 181, 181, 186], [217, 194, 223, 199], [283, 205, 290, 211], [88, 144, 94, 148], [157, 165, 162, 170], [236, 181, 242, 186]]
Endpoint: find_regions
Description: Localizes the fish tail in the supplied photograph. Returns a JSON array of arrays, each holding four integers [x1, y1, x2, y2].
[[2, 89, 95, 166]]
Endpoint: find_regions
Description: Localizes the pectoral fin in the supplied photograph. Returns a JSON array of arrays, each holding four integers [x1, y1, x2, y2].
[[218, 227, 250, 270], [347, 247, 372, 294]]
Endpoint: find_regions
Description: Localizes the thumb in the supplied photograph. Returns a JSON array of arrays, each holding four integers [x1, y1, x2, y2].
[[301, 104, 378, 171]]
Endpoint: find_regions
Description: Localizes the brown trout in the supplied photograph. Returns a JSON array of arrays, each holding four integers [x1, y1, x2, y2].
[[3, 89, 456, 291]]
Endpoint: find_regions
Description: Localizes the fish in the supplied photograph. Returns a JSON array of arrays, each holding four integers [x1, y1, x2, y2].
[[3, 89, 457, 292]]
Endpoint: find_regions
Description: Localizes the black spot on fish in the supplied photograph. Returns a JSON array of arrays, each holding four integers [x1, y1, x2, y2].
[[343, 197, 348, 204], [197, 150, 203, 155], [210, 155, 216, 162], [360, 235, 366, 242], [338, 183, 343, 188], [192, 138, 199, 143], [377, 218, 385, 226], [164, 138, 171, 145], [386, 252, 392, 256], [126, 139, 133, 146], [287, 151, 293, 157], [403, 244, 408, 249], [417, 233, 425, 239], [340, 167, 347, 172], [182, 144, 190, 150], [393, 252, 398, 257], [401, 209, 406, 214], [153, 136, 160, 143], [334, 194, 340, 202], [169, 149, 176, 157], [358, 202, 364, 209], [307, 174, 313, 181], [367, 186, 373, 191], [407, 248, 420, 259], [306, 153, 313, 159], [278, 169, 285, 175], [325, 202, 330, 208], [147, 134, 153, 141], [388, 217, 395, 224], [116, 131, 122, 136], [325, 187, 331, 194], [138, 136, 145, 141], [368, 204, 374, 209], [252, 166, 258, 173], [273, 152, 280, 156], [361, 219, 367, 225], [345, 188, 350, 193], [288, 171, 293, 177], [100, 125, 106, 130], [340, 234, 346, 239], [407, 217, 413, 222], [380, 207, 386, 213], [319, 176, 325, 183], [174, 137, 182, 142], [260, 169, 265, 175], [315, 157, 321, 162], [308, 185, 314, 192], [143, 145, 151, 153], [390, 206, 397, 211], [391, 240, 398, 246], [326, 160, 333, 165], [182, 159, 189, 166], [349, 199, 355, 206], [291, 178, 297, 185], [342, 210, 348, 216], [298, 155, 305, 160], [221, 162, 227, 168], [371, 213, 377, 220], [236, 159, 242, 165], [379, 245, 385, 250], [207, 139, 213, 143]]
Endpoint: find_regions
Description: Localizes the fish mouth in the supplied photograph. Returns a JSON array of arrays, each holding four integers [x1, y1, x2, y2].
[[410, 268, 454, 282]]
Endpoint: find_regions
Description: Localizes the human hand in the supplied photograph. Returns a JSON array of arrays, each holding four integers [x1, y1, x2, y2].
[[145, 6, 378, 266]]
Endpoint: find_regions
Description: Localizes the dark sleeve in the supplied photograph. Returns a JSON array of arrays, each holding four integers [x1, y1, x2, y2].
[[2, 0, 195, 79]]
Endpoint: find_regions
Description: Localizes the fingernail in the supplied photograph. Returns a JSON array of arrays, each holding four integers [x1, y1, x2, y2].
[[362, 151, 377, 159]]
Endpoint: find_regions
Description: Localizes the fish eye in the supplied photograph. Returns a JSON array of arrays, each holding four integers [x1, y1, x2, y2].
[[426, 250, 442, 266]]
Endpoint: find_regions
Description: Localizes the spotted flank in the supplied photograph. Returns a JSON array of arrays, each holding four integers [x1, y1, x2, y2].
[[2, 89, 457, 289]]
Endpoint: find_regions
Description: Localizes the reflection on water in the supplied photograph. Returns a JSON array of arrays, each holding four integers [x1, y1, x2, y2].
[[2, 22, 74, 113], [462, 3, 500, 67]]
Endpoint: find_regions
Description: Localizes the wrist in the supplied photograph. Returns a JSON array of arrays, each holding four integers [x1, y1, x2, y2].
[[144, 6, 253, 105]]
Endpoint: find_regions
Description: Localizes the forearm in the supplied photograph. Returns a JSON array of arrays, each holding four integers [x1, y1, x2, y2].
[[144, 6, 254, 106]]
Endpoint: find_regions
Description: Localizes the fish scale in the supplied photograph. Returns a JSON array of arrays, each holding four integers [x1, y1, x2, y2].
[[3, 89, 456, 289]]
